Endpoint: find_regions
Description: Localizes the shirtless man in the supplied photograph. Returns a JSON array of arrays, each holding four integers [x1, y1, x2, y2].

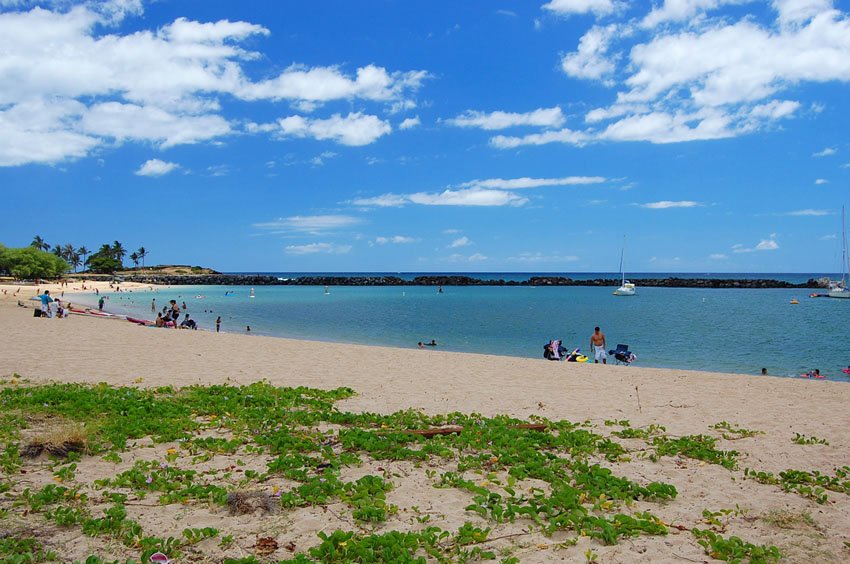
[[590, 326, 607, 364]]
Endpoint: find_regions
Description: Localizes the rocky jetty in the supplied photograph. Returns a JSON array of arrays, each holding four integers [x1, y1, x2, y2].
[[97, 273, 821, 289]]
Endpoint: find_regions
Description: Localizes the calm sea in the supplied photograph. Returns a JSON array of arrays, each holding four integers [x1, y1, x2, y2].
[[72, 273, 849, 380]]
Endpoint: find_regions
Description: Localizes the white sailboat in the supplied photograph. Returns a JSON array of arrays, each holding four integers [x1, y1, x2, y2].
[[828, 205, 850, 299], [613, 237, 636, 296]]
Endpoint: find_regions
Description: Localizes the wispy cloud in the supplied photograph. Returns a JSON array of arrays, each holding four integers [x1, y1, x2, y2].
[[352, 188, 527, 207], [254, 214, 364, 235], [446, 107, 564, 130], [785, 209, 832, 216], [285, 242, 352, 255], [373, 235, 417, 245], [507, 252, 580, 263], [815, 179, 829, 185], [635, 200, 702, 209], [448, 236, 471, 248], [812, 147, 836, 158], [709, 253, 728, 260], [446, 252, 488, 263], [496, 9, 517, 17], [461, 176, 606, 190], [820, 234, 837, 240], [135, 158, 179, 177]]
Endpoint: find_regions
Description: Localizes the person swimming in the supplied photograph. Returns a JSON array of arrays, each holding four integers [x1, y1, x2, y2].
[[424, 339, 437, 346]]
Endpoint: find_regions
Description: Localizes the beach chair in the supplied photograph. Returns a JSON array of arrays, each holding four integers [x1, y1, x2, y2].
[[608, 344, 635, 365]]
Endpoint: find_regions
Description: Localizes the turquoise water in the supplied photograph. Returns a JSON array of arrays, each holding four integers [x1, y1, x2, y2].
[[75, 284, 850, 380]]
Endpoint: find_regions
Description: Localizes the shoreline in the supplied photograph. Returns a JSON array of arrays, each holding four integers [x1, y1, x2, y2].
[[8, 281, 849, 382]]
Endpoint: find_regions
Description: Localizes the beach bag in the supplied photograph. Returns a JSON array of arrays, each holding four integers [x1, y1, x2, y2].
[[33, 308, 42, 317]]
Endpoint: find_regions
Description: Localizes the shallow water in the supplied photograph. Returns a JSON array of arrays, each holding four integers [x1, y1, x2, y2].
[[73, 282, 850, 381]]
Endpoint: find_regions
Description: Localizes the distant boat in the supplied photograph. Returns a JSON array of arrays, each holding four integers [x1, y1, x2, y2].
[[828, 205, 850, 299], [613, 236, 636, 296]]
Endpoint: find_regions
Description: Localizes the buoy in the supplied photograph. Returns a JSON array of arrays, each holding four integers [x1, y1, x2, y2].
[[790, 299, 799, 304]]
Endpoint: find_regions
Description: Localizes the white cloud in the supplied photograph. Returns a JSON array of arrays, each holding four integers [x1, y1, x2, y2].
[[507, 252, 580, 263], [351, 194, 409, 207], [642, 0, 749, 28], [491, 127, 588, 148], [510, 2, 850, 147], [820, 234, 837, 240], [497, 9, 518, 17], [135, 158, 179, 177], [786, 209, 831, 216], [815, 178, 829, 185], [409, 188, 528, 207], [310, 151, 337, 166], [353, 188, 527, 207], [239, 64, 428, 105], [447, 253, 488, 263], [399, 116, 421, 130], [561, 25, 618, 82], [81, 102, 231, 147], [0, 6, 426, 166], [733, 236, 779, 253], [542, 0, 619, 17], [443, 228, 461, 234], [636, 200, 702, 209], [448, 236, 471, 248], [461, 176, 606, 189], [773, 0, 834, 27], [447, 107, 564, 130], [254, 214, 364, 234], [374, 235, 417, 245], [277, 113, 391, 146], [285, 243, 352, 255], [842, 163, 850, 169], [812, 147, 836, 157], [709, 253, 728, 259]]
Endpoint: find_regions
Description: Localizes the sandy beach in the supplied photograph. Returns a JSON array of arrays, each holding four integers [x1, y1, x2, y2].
[[2, 288, 849, 562]]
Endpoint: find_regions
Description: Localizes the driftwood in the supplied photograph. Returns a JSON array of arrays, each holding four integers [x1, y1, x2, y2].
[[391, 423, 548, 438]]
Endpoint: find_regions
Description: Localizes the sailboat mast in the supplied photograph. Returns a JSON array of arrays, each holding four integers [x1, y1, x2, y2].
[[843, 205, 848, 285], [620, 236, 626, 285]]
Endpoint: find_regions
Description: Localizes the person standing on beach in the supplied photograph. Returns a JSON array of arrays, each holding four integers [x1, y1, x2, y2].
[[216, 316, 221, 333], [590, 327, 607, 364], [151, 298, 156, 312], [169, 300, 180, 328], [98, 296, 105, 312], [39, 290, 53, 317]]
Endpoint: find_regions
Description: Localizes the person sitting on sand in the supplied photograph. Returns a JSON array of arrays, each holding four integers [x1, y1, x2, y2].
[[761, 368, 768, 375], [418, 342, 424, 348], [179, 314, 197, 330], [155, 313, 165, 327]]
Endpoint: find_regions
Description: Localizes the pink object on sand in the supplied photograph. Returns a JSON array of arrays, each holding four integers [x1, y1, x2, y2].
[[149, 553, 169, 564]]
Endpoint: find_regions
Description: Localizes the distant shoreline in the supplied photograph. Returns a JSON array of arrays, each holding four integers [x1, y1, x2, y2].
[[63, 273, 824, 289]]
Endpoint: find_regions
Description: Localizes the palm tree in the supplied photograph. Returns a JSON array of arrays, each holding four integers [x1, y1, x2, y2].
[[31, 235, 48, 251], [77, 246, 89, 268], [51, 244, 62, 257], [137, 246, 147, 268], [62, 243, 75, 262], [70, 252, 82, 273], [129, 252, 139, 268], [112, 241, 126, 264]]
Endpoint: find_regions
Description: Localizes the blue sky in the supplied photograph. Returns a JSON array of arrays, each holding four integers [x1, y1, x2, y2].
[[1, 0, 849, 273]]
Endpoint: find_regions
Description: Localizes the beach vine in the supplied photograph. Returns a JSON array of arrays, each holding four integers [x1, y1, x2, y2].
[[0, 380, 791, 562]]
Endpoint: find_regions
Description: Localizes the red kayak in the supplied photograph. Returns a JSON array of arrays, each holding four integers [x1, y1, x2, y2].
[[126, 316, 153, 325]]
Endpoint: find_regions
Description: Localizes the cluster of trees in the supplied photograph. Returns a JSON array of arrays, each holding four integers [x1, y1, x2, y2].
[[0, 244, 69, 279], [0, 236, 150, 279]]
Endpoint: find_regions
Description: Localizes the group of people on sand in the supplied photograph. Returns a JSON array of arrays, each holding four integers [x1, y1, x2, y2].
[[35, 290, 69, 319], [154, 299, 197, 329]]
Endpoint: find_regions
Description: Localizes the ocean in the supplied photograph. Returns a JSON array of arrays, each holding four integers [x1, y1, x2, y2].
[[71, 273, 849, 380]]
